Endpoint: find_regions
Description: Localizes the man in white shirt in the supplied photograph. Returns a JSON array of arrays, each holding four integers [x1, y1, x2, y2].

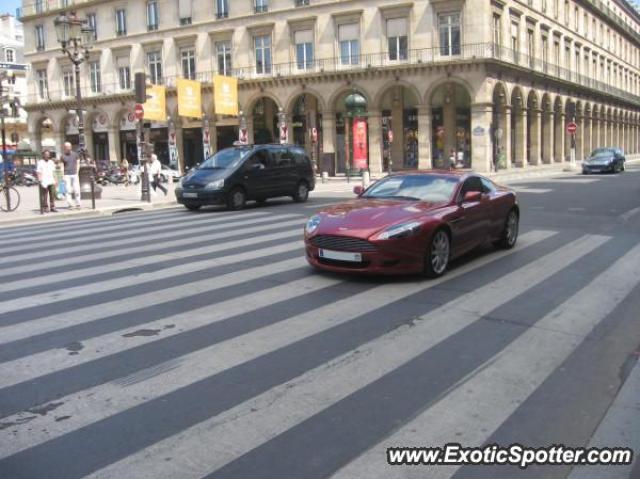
[[148, 154, 167, 196], [37, 150, 58, 212]]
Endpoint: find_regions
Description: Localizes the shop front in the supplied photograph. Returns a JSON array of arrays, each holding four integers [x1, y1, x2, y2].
[[183, 127, 203, 169], [119, 111, 138, 163], [92, 113, 110, 164]]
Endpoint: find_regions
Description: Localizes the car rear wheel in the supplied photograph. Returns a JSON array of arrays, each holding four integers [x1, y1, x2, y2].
[[185, 204, 201, 211], [293, 181, 309, 203], [226, 187, 246, 211], [424, 229, 450, 278], [495, 209, 519, 249]]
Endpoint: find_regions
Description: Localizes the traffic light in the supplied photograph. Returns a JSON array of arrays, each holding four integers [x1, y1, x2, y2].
[[134, 72, 146, 104]]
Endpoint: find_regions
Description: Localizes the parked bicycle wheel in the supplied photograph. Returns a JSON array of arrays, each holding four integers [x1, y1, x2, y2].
[[0, 186, 20, 212]]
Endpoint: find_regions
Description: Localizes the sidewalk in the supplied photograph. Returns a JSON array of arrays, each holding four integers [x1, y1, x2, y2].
[[0, 183, 178, 227]]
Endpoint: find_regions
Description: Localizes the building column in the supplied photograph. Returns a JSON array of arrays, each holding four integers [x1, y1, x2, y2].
[[543, 111, 554, 164], [530, 109, 542, 166], [107, 127, 120, 163], [321, 110, 336, 175], [470, 103, 493, 173], [584, 117, 592, 160], [417, 105, 432, 169], [368, 110, 383, 175], [577, 115, 585, 161], [175, 125, 185, 173], [515, 109, 528, 168], [503, 106, 512, 169], [554, 112, 564, 162]]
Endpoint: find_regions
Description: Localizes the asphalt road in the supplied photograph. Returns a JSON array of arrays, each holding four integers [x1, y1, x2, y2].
[[0, 167, 639, 479]]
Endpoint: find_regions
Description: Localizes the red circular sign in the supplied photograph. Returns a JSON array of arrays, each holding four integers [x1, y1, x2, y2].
[[134, 104, 144, 121], [566, 122, 577, 134]]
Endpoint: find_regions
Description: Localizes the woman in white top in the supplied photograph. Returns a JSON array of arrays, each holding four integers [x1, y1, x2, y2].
[[37, 150, 58, 212]]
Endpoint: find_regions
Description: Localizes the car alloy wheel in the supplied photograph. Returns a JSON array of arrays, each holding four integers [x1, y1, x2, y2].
[[294, 181, 309, 203], [227, 188, 246, 210], [430, 230, 450, 276], [505, 211, 519, 247]]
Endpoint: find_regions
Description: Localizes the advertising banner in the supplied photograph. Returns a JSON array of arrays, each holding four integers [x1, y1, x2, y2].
[[177, 78, 202, 119], [352, 118, 368, 170], [214, 75, 238, 116], [144, 85, 166, 122]]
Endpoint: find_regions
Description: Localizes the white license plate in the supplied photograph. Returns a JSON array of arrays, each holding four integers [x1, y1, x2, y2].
[[183, 192, 198, 198], [319, 249, 362, 262]]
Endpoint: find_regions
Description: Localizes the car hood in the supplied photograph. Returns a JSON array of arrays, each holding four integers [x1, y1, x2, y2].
[[181, 169, 228, 188], [313, 198, 447, 239], [585, 156, 613, 164]]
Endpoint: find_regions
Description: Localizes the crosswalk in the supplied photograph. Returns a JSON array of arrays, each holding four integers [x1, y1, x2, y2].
[[0, 207, 638, 479]]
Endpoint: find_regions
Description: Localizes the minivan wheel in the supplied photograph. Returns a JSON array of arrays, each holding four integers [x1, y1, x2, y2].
[[227, 187, 246, 211], [293, 181, 309, 203], [185, 204, 201, 211]]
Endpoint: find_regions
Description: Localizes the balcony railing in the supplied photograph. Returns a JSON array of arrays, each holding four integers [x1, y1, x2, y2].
[[24, 43, 640, 107], [25, 81, 133, 104]]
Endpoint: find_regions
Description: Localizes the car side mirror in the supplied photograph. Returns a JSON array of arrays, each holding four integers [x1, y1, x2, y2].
[[353, 185, 364, 196], [462, 191, 482, 203]]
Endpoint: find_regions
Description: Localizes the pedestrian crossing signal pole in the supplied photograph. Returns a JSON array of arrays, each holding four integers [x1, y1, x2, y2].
[[135, 73, 151, 202]]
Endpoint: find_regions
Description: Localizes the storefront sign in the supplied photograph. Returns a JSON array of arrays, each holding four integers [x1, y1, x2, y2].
[[66, 115, 79, 135], [144, 85, 166, 122], [352, 118, 368, 170], [120, 112, 137, 131], [214, 75, 238, 116], [177, 79, 202, 119], [473, 126, 485, 136]]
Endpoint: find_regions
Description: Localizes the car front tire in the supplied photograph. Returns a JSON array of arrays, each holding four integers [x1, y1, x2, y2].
[[226, 187, 246, 211], [495, 209, 519, 249], [293, 181, 310, 203], [424, 229, 450, 279]]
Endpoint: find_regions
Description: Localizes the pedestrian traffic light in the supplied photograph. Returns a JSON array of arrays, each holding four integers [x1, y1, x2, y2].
[[134, 73, 146, 104]]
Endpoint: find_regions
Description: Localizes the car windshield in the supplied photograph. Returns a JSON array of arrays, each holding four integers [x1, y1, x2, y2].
[[591, 149, 613, 157], [199, 148, 250, 169], [362, 175, 458, 203]]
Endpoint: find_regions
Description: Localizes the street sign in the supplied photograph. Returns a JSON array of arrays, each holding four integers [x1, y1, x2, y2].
[[567, 122, 578, 134], [388, 130, 394, 143], [134, 104, 144, 121]]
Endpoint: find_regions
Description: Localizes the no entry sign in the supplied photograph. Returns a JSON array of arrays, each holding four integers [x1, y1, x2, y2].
[[566, 122, 577, 134], [134, 104, 144, 121]]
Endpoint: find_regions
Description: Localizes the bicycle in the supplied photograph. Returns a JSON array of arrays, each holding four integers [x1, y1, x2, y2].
[[0, 182, 20, 212]]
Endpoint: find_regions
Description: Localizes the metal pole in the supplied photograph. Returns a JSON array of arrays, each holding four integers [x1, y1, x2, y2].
[[1, 79, 11, 212], [74, 59, 86, 162]]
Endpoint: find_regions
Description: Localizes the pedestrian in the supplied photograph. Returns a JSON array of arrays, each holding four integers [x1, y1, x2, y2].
[[37, 150, 58, 212], [449, 149, 456, 170], [61, 141, 82, 209], [121, 157, 130, 186], [149, 154, 167, 196]]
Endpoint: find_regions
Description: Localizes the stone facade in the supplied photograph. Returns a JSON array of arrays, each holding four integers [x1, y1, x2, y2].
[[18, 0, 640, 173]]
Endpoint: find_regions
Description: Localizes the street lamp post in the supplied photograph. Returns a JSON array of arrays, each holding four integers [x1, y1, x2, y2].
[[1, 69, 15, 211], [54, 11, 95, 161]]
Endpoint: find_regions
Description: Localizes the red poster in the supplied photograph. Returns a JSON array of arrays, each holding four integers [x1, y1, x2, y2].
[[352, 118, 368, 169]]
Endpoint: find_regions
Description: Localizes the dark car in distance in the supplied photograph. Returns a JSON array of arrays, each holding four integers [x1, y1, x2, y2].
[[304, 171, 519, 277], [176, 144, 315, 210], [582, 148, 626, 174]]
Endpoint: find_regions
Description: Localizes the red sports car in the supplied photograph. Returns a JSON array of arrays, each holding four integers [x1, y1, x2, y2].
[[304, 171, 519, 277]]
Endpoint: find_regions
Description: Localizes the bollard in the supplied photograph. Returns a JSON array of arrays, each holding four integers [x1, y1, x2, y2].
[[362, 170, 370, 188], [321, 171, 328, 184], [38, 184, 44, 215], [90, 176, 96, 210]]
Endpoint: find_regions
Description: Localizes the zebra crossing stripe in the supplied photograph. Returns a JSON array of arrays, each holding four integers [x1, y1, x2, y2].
[[82, 233, 607, 479], [1, 211, 272, 253], [335, 241, 640, 479], [1, 213, 302, 265], [0, 230, 553, 460], [0, 216, 305, 280], [0, 228, 301, 297]]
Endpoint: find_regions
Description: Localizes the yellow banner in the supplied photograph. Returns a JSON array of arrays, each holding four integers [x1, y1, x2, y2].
[[143, 85, 166, 122], [214, 75, 238, 116], [177, 78, 202, 118]]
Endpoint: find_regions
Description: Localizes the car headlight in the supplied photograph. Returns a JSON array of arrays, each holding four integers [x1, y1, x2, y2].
[[305, 215, 321, 235], [204, 179, 224, 190], [377, 221, 422, 240]]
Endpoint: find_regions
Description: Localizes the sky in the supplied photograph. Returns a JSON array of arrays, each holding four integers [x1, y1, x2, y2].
[[2, 0, 22, 16]]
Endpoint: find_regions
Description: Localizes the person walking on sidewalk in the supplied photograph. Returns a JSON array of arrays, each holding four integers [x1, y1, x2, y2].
[[149, 154, 167, 196], [61, 142, 81, 209], [121, 157, 130, 187], [37, 150, 58, 213]]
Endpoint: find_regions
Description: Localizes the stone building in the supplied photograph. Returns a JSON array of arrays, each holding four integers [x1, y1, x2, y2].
[[18, 0, 640, 173], [0, 13, 28, 153]]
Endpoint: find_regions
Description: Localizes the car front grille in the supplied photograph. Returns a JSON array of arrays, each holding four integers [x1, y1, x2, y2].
[[311, 235, 377, 252]]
